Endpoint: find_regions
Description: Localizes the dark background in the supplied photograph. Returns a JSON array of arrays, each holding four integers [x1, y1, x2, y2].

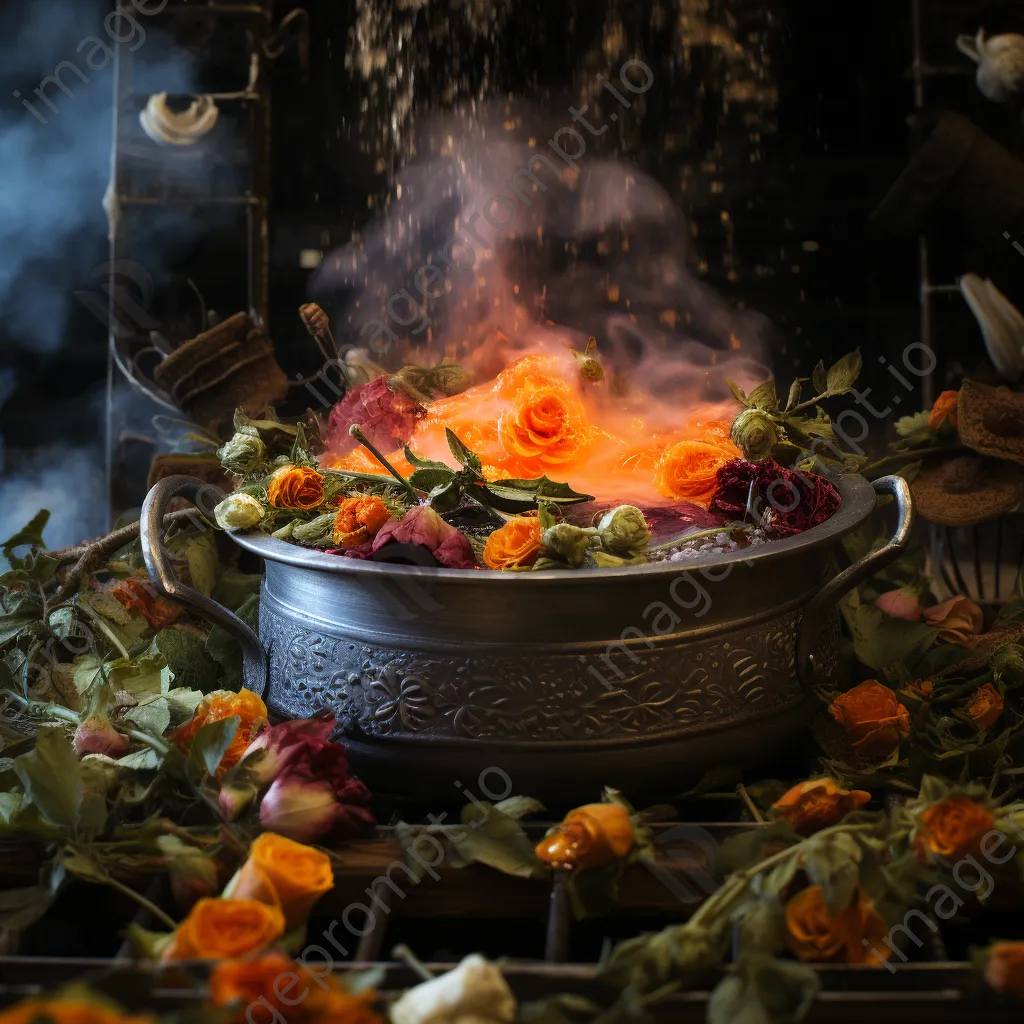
[[0, 0, 1022, 547]]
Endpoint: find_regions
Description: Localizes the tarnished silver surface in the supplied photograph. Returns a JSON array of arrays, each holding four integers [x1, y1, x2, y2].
[[141, 474, 913, 799]]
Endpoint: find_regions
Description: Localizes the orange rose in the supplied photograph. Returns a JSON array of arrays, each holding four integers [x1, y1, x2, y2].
[[914, 796, 995, 863], [928, 389, 959, 431], [535, 803, 634, 871], [231, 833, 334, 929], [498, 379, 592, 472], [923, 596, 983, 645], [828, 680, 911, 759], [109, 577, 183, 629], [965, 682, 1003, 730], [771, 778, 871, 836], [266, 465, 325, 510], [0, 999, 153, 1024], [209, 951, 382, 1023], [653, 437, 741, 505], [985, 942, 1024, 999], [333, 495, 391, 548], [170, 689, 268, 778], [161, 897, 285, 961], [483, 517, 543, 570], [785, 886, 890, 964]]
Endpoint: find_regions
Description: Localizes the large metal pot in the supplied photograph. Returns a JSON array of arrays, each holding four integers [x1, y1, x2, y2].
[[141, 474, 912, 800]]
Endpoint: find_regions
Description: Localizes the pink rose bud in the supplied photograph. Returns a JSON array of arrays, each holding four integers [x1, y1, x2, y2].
[[73, 716, 129, 759], [873, 588, 924, 622]]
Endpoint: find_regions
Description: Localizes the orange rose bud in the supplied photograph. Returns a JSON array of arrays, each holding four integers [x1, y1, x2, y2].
[[161, 897, 286, 961], [984, 942, 1024, 999], [828, 680, 911, 759], [266, 465, 325, 510], [483, 516, 543, 570], [965, 682, 1004, 730], [170, 689, 269, 779], [913, 796, 995, 863], [928, 389, 959, 431], [536, 803, 634, 871], [333, 495, 391, 548], [653, 436, 742, 506], [109, 577, 183, 629], [771, 778, 871, 836], [231, 833, 334, 929], [785, 886, 890, 964]]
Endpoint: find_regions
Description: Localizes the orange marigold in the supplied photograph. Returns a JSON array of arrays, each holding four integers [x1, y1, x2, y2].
[[483, 517, 543, 570], [333, 495, 391, 549], [170, 688, 268, 778], [914, 796, 995, 863], [771, 778, 871, 836], [927, 389, 959, 431], [785, 886, 890, 964], [266, 465, 325, 510], [828, 680, 911, 760], [653, 437, 741, 506]]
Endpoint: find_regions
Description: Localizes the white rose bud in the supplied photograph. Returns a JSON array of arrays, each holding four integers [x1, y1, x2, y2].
[[598, 504, 651, 555], [214, 493, 265, 531], [216, 431, 266, 475], [390, 954, 517, 1024]]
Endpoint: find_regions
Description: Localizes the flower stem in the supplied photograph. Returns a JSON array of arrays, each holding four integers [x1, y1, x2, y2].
[[105, 875, 178, 930], [348, 425, 422, 504], [860, 445, 966, 478], [736, 784, 765, 824], [392, 943, 435, 980]]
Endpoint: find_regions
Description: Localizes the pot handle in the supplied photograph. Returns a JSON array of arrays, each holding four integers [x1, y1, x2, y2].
[[797, 475, 915, 690], [140, 475, 268, 697]]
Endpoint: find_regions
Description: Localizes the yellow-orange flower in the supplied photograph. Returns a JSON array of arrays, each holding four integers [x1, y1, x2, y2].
[[170, 689, 268, 778], [828, 680, 911, 759], [498, 379, 592, 473], [771, 778, 871, 836], [109, 577, 183, 629], [785, 886, 890, 964], [483, 517, 543, 570], [0, 1000, 154, 1024], [333, 495, 391, 548], [914, 796, 995, 863], [161, 897, 285, 961], [965, 682, 1004, 730], [231, 833, 334, 929], [653, 436, 741, 505], [535, 803, 634, 871], [209, 951, 383, 1024], [266, 465, 325, 510], [985, 942, 1024, 999], [928, 389, 959, 431]]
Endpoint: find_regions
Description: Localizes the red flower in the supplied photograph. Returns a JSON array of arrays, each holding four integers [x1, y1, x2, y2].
[[371, 505, 476, 569], [325, 376, 425, 456], [220, 713, 375, 844], [709, 459, 840, 539]]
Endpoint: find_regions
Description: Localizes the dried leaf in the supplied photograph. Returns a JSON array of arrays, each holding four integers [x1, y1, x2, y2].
[[811, 360, 828, 394], [747, 379, 778, 413], [826, 349, 862, 394], [13, 727, 81, 830]]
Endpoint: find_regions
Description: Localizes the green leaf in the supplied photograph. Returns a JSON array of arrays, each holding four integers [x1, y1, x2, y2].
[[709, 954, 819, 1024], [727, 378, 751, 407], [811, 360, 828, 394], [734, 895, 787, 955], [155, 628, 220, 693], [184, 533, 219, 597], [403, 446, 451, 472], [717, 822, 798, 876], [446, 801, 546, 878], [13, 727, 81, 829], [485, 477, 594, 505], [408, 467, 456, 493], [445, 429, 483, 474], [427, 478, 464, 514], [107, 655, 169, 700], [747, 379, 778, 413], [0, 615, 41, 645], [189, 715, 239, 778], [1, 511, 50, 569], [847, 605, 938, 672], [54, 846, 112, 885], [826, 349, 862, 394], [802, 832, 861, 912], [894, 411, 931, 439]]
